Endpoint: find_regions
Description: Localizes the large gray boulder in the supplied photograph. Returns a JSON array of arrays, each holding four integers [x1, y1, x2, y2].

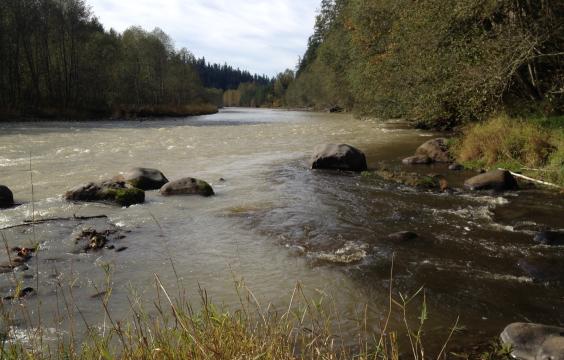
[[64, 180, 145, 207], [464, 170, 518, 191], [119, 167, 169, 190], [501, 323, 564, 360], [160, 178, 214, 197], [414, 138, 451, 163], [0, 185, 14, 209], [311, 144, 367, 172]]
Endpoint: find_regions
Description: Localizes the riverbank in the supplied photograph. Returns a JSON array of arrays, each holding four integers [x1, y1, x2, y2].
[[0, 103, 219, 122], [452, 115, 564, 188]]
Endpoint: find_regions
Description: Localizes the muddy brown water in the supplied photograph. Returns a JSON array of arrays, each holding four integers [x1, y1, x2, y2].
[[0, 108, 562, 352]]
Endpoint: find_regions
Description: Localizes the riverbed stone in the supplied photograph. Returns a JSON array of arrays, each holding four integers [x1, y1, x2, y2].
[[64, 180, 145, 207], [388, 231, 419, 242], [120, 167, 169, 190], [517, 258, 563, 283], [464, 170, 518, 191], [0, 185, 14, 209], [414, 138, 451, 163], [448, 163, 465, 171], [402, 155, 432, 165], [500, 322, 564, 360], [160, 177, 215, 197], [310, 144, 368, 172], [534, 231, 564, 246]]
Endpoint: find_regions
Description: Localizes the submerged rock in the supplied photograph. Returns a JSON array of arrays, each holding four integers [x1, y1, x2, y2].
[[517, 258, 563, 283], [534, 231, 564, 246], [464, 170, 518, 191], [500, 322, 564, 360], [375, 170, 449, 192], [64, 180, 145, 206], [310, 144, 368, 172], [388, 231, 419, 242], [0, 185, 14, 209], [402, 155, 432, 165], [118, 167, 169, 190], [160, 177, 215, 197], [414, 138, 451, 163], [73, 227, 123, 252]]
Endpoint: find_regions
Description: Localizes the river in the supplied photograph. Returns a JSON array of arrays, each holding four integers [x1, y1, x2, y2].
[[0, 108, 562, 353]]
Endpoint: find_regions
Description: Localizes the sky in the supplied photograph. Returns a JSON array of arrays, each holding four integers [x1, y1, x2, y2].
[[87, 0, 320, 77]]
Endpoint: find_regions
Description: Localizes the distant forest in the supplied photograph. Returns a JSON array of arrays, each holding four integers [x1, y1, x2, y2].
[[0, 0, 288, 119], [285, 0, 563, 128]]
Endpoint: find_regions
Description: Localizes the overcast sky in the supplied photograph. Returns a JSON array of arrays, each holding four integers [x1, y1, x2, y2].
[[87, 0, 320, 77]]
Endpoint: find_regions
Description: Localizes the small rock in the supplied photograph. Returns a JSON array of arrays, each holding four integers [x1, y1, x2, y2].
[[387, 231, 419, 242], [402, 155, 432, 165], [311, 144, 368, 172], [501, 323, 564, 360], [534, 231, 564, 246], [160, 177, 215, 197], [4, 287, 35, 301], [414, 138, 451, 163], [119, 167, 169, 190], [0, 185, 14, 209], [464, 170, 518, 191], [116, 246, 128, 252], [448, 163, 464, 171]]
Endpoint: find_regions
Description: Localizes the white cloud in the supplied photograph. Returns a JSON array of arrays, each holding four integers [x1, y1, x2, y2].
[[87, 0, 320, 76]]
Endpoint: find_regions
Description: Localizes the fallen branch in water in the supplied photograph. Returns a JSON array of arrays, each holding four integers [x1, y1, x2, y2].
[[498, 168, 562, 189], [1, 215, 108, 230]]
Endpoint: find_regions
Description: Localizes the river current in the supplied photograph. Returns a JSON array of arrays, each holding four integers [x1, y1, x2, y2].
[[0, 108, 562, 352]]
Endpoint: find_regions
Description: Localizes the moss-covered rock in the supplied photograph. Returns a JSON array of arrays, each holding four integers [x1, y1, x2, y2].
[[105, 187, 146, 207], [65, 180, 145, 206], [365, 169, 449, 192], [160, 177, 215, 197]]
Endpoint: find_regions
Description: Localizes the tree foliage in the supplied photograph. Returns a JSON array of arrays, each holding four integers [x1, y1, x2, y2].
[[288, 0, 563, 128], [0, 0, 281, 118]]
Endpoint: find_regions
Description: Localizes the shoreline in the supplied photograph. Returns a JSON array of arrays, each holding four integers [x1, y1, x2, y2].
[[0, 104, 219, 123]]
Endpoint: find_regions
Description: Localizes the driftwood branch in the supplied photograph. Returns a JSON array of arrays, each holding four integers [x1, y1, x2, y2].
[[498, 168, 562, 189], [1, 215, 108, 231]]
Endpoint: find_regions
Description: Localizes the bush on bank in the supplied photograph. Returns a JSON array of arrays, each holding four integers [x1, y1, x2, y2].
[[454, 115, 564, 186]]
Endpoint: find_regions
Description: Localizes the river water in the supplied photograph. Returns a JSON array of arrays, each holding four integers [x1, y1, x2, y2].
[[0, 108, 562, 352]]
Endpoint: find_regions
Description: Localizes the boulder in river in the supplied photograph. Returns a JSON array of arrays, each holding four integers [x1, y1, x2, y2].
[[534, 231, 564, 246], [0, 185, 14, 209], [310, 144, 368, 172], [118, 167, 169, 190], [402, 155, 432, 165], [64, 180, 145, 207], [500, 322, 564, 360], [160, 177, 215, 197], [415, 138, 451, 163], [464, 170, 518, 191]]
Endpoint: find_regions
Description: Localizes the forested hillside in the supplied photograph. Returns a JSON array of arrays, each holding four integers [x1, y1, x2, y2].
[[287, 0, 563, 129], [0, 0, 278, 119]]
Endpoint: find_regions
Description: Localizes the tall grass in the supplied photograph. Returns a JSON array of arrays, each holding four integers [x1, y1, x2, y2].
[[0, 251, 472, 360], [454, 115, 564, 186]]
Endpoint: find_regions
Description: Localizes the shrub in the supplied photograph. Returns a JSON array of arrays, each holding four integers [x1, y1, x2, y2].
[[456, 115, 556, 168]]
